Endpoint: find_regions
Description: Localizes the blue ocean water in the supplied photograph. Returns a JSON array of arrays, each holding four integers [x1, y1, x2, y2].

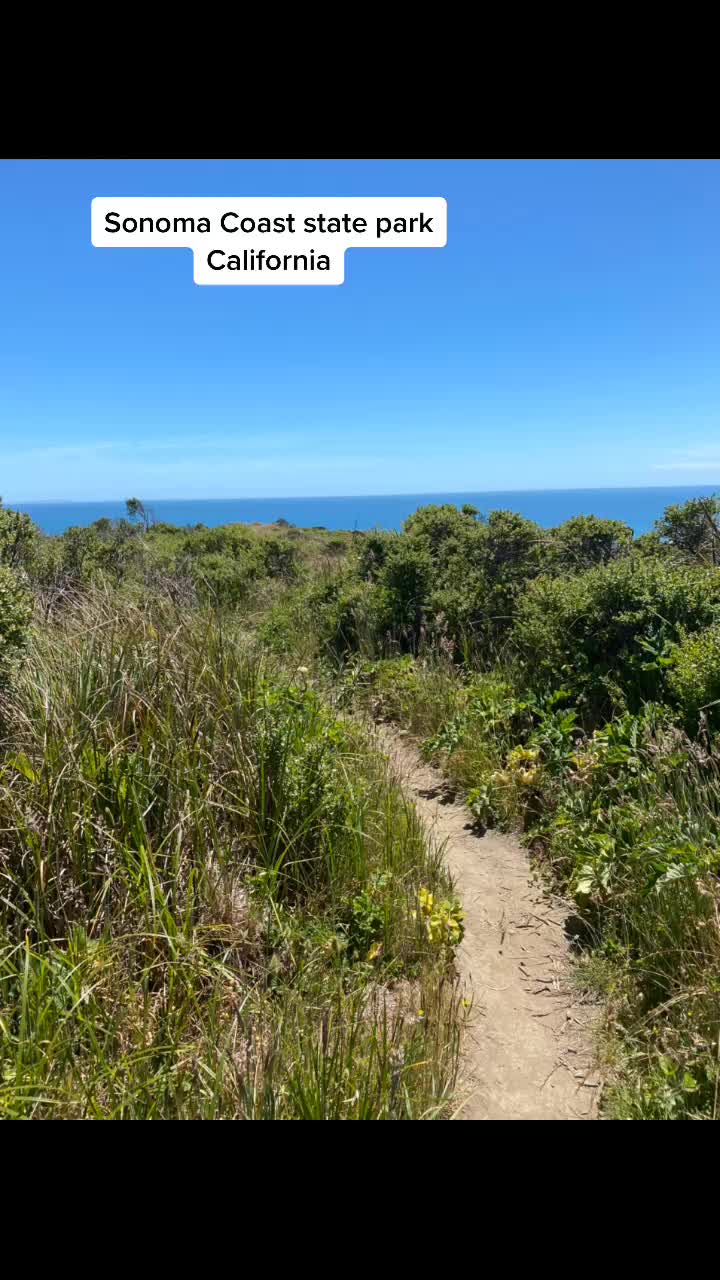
[[7, 486, 720, 537]]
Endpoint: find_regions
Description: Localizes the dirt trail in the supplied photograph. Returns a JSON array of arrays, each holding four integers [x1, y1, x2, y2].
[[374, 726, 600, 1121]]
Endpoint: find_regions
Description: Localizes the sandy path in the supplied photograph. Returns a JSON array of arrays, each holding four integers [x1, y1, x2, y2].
[[374, 726, 601, 1121]]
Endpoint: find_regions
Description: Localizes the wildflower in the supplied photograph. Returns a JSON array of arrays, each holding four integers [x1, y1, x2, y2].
[[416, 887, 465, 948], [418, 887, 434, 916], [518, 767, 540, 786], [489, 769, 511, 787], [570, 752, 593, 772]]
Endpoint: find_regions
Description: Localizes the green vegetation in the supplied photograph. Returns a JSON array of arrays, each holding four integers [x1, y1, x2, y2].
[[245, 496, 720, 1120], [2, 491, 720, 1118], [0, 504, 461, 1119]]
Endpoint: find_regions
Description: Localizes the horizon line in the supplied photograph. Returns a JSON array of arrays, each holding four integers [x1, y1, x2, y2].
[[7, 482, 720, 505]]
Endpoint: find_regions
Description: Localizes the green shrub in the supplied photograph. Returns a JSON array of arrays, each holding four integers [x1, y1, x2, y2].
[[408, 509, 543, 653], [513, 557, 720, 716], [322, 580, 381, 658], [0, 566, 32, 683], [653, 495, 720, 564], [358, 509, 546, 657], [358, 530, 399, 580], [188, 552, 260, 606], [180, 526, 260, 560], [667, 622, 720, 729], [550, 514, 633, 573], [0, 503, 41, 572], [262, 537, 299, 580], [402, 503, 472, 556], [377, 545, 434, 646], [476, 509, 543, 578], [58, 520, 145, 585]]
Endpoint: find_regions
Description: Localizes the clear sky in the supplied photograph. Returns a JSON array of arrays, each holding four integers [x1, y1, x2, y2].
[[3, 158, 720, 501]]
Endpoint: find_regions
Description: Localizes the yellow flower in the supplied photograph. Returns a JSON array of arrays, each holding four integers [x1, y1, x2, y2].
[[418, 888, 465, 948], [518, 768, 540, 786], [570, 752, 593, 772], [418, 887, 434, 917]]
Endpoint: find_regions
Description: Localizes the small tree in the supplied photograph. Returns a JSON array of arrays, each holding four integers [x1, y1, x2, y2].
[[654, 496, 720, 565], [125, 497, 153, 532]]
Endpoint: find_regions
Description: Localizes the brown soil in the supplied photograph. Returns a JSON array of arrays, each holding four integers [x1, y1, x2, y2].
[[374, 726, 601, 1121]]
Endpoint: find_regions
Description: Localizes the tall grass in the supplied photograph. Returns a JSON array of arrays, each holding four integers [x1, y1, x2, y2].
[[0, 592, 462, 1118]]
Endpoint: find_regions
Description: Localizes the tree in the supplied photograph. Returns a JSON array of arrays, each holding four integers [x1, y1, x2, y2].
[[125, 497, 153, 532], [653, 496, 720, 565]]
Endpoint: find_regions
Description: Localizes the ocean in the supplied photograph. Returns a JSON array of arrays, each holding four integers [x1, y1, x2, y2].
[[7, 486, 720, 537]]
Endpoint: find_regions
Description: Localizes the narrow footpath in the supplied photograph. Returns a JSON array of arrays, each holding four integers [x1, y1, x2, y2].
[[375, 726, 601, 1121]]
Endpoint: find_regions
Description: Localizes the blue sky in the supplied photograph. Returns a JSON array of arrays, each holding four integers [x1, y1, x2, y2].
[[3, 158, 720, 500]]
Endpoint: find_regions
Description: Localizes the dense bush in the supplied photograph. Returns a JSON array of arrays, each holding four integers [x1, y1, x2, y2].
[[9, 510, 311, 609], [513, 557, 720, 715], [653, 495, 720, 564], [0, 502, 40, 571], [262, 536, 299, 580], [403, 502, 474, 559], [0, 566, 32, 683], [376, 544, 435, 645], [59, 520, 145, 585], [667, 621, 720, 730], [184, 550, 259, 606], [305, 576, 380, 659], [358, 506, 547, 655], [549, 514, 633, 572], [431, 510, 544, 650], [358, 530, 399, 580]]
